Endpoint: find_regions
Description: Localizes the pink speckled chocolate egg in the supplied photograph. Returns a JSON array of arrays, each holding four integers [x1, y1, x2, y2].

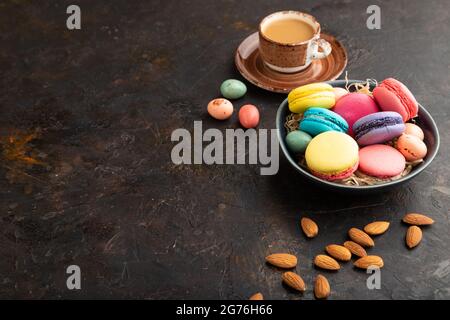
[[238, 104, 260, 128], [207, 98, 233, 120]]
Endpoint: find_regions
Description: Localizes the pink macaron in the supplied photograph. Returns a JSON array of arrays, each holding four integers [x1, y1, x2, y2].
[[396, 134, 427, 161], [404, 123, 424, 140], [332, 93, 380, 136], [373, 78, 419, 122], [359, 144, 406, 178]]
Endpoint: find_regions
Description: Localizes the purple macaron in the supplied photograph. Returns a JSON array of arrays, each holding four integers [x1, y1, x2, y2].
[[353, 111, 405, 146]]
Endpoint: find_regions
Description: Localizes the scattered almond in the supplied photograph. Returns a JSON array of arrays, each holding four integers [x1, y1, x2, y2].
[[406, 226, 422, 248], [314, 254, 340, 270], [343, 241, 367, 258], [354, 255, 384, 269], [249, 292, 263, 300], [348, 228, 374, 247], [314, 275, 330, 299], [403, 213, 434, 226], [364, 221, 390, 235], [265, 253, 297, 269], [300, 217, 319, 238], [282, 272, 306, 292], [325, 244, 352, 261]]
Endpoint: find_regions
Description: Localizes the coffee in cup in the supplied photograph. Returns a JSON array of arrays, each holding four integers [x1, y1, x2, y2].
[[259, 11, 332, 73], [263, 18, 315, 44]]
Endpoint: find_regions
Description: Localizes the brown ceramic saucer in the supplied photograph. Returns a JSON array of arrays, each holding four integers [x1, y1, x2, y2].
[[235, 32, 347, 93]]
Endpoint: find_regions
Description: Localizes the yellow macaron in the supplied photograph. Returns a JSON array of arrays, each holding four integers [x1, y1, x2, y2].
[[288, 83, 336, 114], [305, 131, 359, 181]]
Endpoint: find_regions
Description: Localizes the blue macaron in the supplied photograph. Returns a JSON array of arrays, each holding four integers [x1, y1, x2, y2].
[[300, 108, 349, 136]]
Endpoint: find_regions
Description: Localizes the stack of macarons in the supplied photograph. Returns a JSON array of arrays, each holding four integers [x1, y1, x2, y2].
[[285, 78, 428, 183]]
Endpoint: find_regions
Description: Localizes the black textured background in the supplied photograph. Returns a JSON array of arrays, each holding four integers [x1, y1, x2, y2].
[[0, 0, 449, 299]]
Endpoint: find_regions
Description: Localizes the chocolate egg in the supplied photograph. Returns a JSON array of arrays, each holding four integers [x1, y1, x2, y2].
[[238, 104, 259, 128], [220, 79, 247, 100], [404, 123, 424, 140], [396, 134, 427, 161], [285, 130, 312, 154], [207, 98, 233, 120]]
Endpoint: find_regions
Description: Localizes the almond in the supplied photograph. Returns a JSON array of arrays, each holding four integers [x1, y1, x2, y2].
[[403, 213, 434, 226], [348, 228, 374, 247], [343, 241, 367, 258], [314, 254, 340, 270], [249, 292, 263, 300], [314, 275, 330, 299], [354, 255, 384, 269], [300, 217, 319, 238], [364, 221, 390, 235], [406, 226, 422, 248], [265, 253, 297, 268], [325, 244, 352, 261], [282, 272, 306, 292]]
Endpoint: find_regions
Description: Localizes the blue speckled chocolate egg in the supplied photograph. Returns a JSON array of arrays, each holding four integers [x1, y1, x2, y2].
[[285, 130, 312, 154], [220, 79, 247, 99]]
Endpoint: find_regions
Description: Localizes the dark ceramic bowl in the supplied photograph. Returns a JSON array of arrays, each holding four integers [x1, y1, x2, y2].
[[276, 80, 440, 193]]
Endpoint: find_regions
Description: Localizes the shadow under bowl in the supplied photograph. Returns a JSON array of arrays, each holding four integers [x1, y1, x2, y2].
[[276, 80, 440, 193]]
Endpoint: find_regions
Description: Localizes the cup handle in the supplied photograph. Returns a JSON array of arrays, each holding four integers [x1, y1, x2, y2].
[[311, 38, 332, 60]]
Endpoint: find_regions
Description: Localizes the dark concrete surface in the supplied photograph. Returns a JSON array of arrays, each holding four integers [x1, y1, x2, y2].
[[0, 0, 449, 299]]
